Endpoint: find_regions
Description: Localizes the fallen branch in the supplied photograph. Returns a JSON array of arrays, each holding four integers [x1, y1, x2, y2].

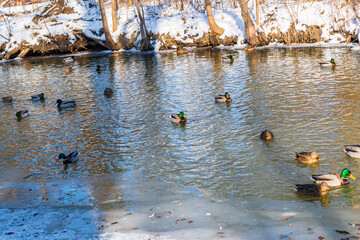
[[80, 32, 110, 49], [0, 34, 9, 41], [19, 48, 31, 58]]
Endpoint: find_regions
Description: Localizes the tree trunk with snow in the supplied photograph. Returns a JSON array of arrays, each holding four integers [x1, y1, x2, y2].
[[205, 0, 224, 36], [112, 0, 118, 32], [238, 0, 260, 46], [256, 0, 259, 25], [99, 0, 120, 50], [133, 0, 153, 50]]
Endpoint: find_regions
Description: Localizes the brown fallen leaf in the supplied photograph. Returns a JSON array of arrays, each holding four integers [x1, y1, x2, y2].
[[188, 220, 193, 223], [176, 218, 186, 222], [281, 216, 293, 221], [319, 235, 324, 240]]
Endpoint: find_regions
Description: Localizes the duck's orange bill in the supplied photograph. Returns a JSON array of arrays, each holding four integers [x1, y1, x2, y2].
[[350, 174, 356, 180]]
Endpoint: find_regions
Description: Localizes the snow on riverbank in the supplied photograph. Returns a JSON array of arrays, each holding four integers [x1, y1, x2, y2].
[[0, 0, 359, 58]]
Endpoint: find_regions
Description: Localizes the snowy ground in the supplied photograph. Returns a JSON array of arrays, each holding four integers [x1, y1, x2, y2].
[[0, 0, 359, 55]]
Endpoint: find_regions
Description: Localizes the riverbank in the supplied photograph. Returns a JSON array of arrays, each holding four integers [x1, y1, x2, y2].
[[2, 166, 360, 240], [0, 0, 359, 60]]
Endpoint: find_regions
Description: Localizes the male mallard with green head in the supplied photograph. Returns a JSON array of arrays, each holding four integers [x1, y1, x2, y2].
[[56, 99, 76, 109], [16, 110, 29, 120], [344, 145, 360, 158], [260, 130, 274, 140], [57, 151, 79, 164], [311, 168, 355, 187], [294, 182, 329, 196], [215, 92, 232, 103], [295, 151, 319, 164], [319, 58, 336, 66], [31, 93, 45, 101], [222, 54, 234, 63], [170, 111, 187, 123]]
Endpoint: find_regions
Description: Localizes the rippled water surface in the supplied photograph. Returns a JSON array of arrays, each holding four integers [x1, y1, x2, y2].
[[2, 47, 360, 208]]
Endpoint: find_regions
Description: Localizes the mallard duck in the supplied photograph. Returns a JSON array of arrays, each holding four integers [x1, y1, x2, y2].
[[56, 99, 76, 108], [104, 88, 113, 97], [16, 110, 29, 120], [57, 151, 79, 164], [65, 67, 72, 74], [176, 48, 187, 55], [31, 93, 45, 101], [215, 92, 232, 103], [96, 65, 101, 73], [295, 151, 320, 164], [319, 58, 336, 66], [294, 182, 329, 196], [169, 111, 187, 123], [260, 130, 274, 140], [311, 168, 355, 187], [344, 145, 360, 158], [222, 54, 234, 63], [64, 56, 75, 63], [2, 96, 12, 102]]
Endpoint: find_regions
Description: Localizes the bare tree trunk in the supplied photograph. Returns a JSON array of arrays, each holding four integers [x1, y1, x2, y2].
[[238, 0, 260, 46], [111, 0, 118, 32], [99, 0, 120, 50], [133, 0, 152, 50], [116, 0, 121, 21], [205, 0, 224, 36], [256, 0, 259, 25]]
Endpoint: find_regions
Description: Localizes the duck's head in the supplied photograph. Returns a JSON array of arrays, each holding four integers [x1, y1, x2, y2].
[[39, 93, 45, 99], [56, 99, 62, 104], [311, 151, 320, 160], [330, 58, 336, 64], [225, 92, 230, 99], [96, 65, 101, 71], [228, 55, 234, 60], [179, 111, 186, 119], [15, 111, 21, 119], [320, 182, 329, 191], [341, 168, 356, 180]]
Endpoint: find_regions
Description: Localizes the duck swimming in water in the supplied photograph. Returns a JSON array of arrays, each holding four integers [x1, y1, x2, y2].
[[260, 130, 274, 140], [104, 88, 113, 97], [16, 110, 29, 120], [57, 151, 79, 164], [294, 182, 329, 196], [295, 151, 320, 164], [222, 55, 234, 63], [215, 92, 232, 103], [31, 93, 45, 101], [319, 58, 336, 66], [2, 96, 12, 102], [169, 111, 187, 123], [344, 145, 360, 158], [56, 99, 76, 109], [310, 168, 355, 187]]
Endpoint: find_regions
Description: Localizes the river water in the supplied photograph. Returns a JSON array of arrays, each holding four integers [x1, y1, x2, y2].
[[1, 47, 360, 239]]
